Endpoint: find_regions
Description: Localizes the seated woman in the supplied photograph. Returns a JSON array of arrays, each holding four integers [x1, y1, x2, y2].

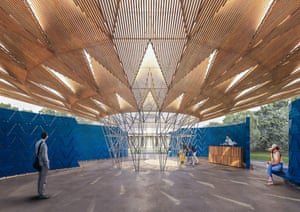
[[266, 144, 283, 185]]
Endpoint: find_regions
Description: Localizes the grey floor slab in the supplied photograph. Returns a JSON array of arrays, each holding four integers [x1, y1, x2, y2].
[[0, 158, 299, 212]]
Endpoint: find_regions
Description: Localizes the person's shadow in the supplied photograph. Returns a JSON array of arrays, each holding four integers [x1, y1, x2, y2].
[[28, 195, 42, 201], [27, 195, 51, 201]]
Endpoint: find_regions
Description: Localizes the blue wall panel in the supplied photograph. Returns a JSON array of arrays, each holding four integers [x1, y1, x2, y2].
[[288, 99, 300, 184], [73, 125, 110, 160], [171, 117, 251, 169], [1, 107, 252, 177], [0, 108, 112, 178]]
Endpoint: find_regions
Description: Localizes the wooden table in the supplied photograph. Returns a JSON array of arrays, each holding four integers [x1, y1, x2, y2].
[[208, 146, 243, 168]]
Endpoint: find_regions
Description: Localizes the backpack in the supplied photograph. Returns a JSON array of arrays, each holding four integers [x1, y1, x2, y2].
[[33, 142, 42, 171]]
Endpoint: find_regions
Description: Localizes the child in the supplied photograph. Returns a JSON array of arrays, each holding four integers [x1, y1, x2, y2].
[[179, 150, 185, 164]]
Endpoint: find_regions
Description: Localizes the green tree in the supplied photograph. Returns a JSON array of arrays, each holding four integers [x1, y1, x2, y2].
[[223, 110, 252, 125], [210, 99, 289, 152], [0, 103, 18, 110], [223, 110, 261, 151], [39, 108, 57, 115], [206, 121, 224, 127], [254, 100, 289, 151]]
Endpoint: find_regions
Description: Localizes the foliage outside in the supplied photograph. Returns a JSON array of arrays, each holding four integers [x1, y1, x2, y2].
[[208, 99, 291, 152], [0, 103, 18, 111], [251, 151, 289, 164], [0, 104, 91, 124]]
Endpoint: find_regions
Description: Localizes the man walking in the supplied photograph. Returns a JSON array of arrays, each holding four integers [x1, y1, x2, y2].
[[35, 132, 50, 199]]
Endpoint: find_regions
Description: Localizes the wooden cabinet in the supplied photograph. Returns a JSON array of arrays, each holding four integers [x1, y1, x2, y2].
[[208, 146, 242, 168]]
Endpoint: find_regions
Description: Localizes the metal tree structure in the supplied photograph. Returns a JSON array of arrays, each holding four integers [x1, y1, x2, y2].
[[158, 113, 199, 168], [101, 112, 199, 171], [101, 114, 128, 169]]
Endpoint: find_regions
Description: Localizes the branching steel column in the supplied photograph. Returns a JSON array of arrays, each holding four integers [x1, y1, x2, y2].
[[101, 114, 128, 169], [101, 112, 199, 172]]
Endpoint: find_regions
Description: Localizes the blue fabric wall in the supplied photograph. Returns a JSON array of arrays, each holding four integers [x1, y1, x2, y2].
[[170, 117, 251, 169], [0, 108, 112, 178], [73, 124, 109, 161], [288, 99, 300, 185], [1, 107, 251, 177]]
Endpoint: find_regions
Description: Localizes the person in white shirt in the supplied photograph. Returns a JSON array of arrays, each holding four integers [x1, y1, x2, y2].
[[35, 132, 50, 199], [225, 135, 237, 146]]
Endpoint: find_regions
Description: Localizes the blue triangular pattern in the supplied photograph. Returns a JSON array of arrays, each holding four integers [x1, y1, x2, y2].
[[20, 111, 36, 122], [30, 125, 47, 136], [1, 106, 251, 176], [29, 113, 51, 126], [0, 108, 83, 177]]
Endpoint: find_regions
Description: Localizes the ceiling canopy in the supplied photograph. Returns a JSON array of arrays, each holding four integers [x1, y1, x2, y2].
[[0, 0, 299, 121]]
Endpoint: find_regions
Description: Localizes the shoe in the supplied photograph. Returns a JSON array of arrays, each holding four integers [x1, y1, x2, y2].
[[39, 195, 49, 199], [267, 180, 274, 185]]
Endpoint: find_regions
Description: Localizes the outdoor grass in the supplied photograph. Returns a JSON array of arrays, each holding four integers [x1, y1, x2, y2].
[[251, 151, 289, 163]]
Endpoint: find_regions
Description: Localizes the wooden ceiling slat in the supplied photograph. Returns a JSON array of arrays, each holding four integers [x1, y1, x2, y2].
[[0, 0, 299, 121], [86, 42, 129, 86], [114, 39, 148, 85], [73, 0, 109, 34], [1, 0, 47, 45]]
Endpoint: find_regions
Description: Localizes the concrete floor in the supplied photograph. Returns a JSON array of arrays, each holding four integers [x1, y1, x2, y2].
[[0, 158, 300, 212]]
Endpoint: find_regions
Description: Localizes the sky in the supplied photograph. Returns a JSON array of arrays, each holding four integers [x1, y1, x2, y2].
[[0, 96, 42, 112], [0, 95, 227, 126]]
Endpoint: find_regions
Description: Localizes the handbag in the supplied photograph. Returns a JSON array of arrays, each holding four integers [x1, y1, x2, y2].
[[33, 142, 42, 171]]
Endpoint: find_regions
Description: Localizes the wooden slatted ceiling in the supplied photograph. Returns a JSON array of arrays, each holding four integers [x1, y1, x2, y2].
[[73, 0, 109, 34], [0, 0, 47, 46], [27, 0, 108, 51], [0, 3, 52, 71], [86, 42, 130, 86], [163, 56, 210, 109], [152, 40, 186, 86], [181, 0, 203, 34], [173, 0, 251, 85], [89, 56, 137, 110], [114, 39, 148, 85], [97, 0, 119, 34], [0, 0, 299, 122]]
